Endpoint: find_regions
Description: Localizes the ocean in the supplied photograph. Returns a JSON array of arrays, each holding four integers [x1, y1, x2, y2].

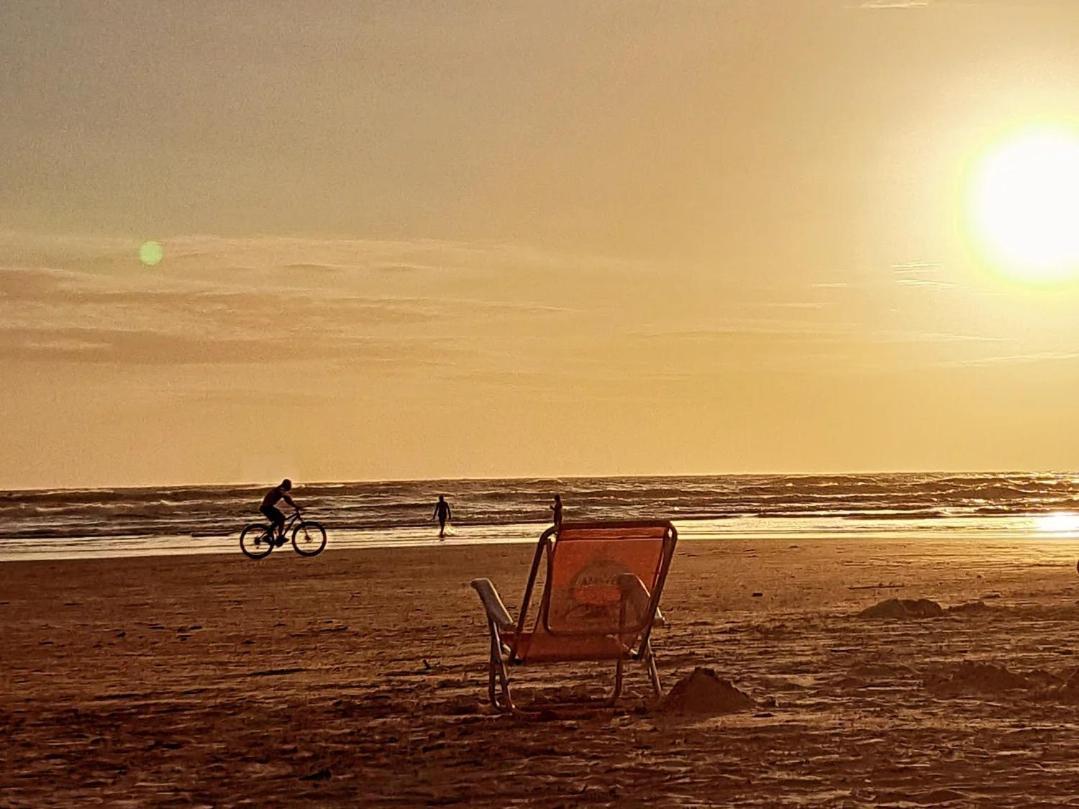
[[2, 472, 1079, 560]]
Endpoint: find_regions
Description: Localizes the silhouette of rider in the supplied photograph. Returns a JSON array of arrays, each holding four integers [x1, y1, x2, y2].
[[261, 479, 298, 546]]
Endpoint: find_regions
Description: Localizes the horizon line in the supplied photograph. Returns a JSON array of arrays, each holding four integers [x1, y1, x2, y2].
[[1, 467, 1073, 494]]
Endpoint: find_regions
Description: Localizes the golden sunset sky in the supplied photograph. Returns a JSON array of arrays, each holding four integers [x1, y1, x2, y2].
[[3, 1, 1079, 488]]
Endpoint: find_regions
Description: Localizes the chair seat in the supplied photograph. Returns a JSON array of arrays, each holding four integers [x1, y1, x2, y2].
[[502, 629, 631, 662]]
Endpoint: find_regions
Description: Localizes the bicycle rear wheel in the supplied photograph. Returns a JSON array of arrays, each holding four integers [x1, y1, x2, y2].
[[240, 523, 274, 559], [292, 520, 327, 556]]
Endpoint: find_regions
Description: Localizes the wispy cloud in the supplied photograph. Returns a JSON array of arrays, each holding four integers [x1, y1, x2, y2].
[[811, 260, 952, 292], [938, 350, 1079, 368], [741, 301, 828, 310], [856, 0, 932, 8], [854, 0, 1028, 9], [0, 233, 602, 370], [0, 324, 455, 367], [3, 231, 1072, 387], [896, 278, 956, 289], [891, 261, 943, 273]]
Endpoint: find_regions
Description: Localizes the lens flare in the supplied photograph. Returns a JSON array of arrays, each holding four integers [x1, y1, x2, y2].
[[139, 240, 164, 267]]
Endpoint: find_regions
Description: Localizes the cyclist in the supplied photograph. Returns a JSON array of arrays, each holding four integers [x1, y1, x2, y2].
[[261, 479, 299, 546]]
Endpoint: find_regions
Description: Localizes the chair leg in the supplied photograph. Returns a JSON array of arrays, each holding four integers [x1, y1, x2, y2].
[[486, 644, 500, 710], [495, 658, 514, 712], [486, 624, 516, 713], [605, 656, 624, 705], [643, 640, 663, 698]]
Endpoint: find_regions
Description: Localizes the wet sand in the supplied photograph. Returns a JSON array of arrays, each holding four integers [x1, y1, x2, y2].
[[4, 537, 1079, 807]]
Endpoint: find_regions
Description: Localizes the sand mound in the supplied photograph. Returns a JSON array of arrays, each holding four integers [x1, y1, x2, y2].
[[925, 662, 1057, 697], [859, 598, 943, 619], [923, 662, 1079, 702], [659, 668, 754, 715], [1043, 668, 1079, 705]]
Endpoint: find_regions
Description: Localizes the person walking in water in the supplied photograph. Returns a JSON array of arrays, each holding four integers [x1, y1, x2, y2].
[[433, 495, 452, 539], [551, 494, 563, 531], [261, 479, 298, 546]]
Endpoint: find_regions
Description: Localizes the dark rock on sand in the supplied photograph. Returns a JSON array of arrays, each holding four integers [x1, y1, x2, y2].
[[859, 598, 943, 619], [659, 667, 754, 715]]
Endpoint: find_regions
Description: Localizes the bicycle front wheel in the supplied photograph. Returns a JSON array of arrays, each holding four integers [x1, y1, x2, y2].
[[291, 520, 327, 557], [240, 523, 274, 559]]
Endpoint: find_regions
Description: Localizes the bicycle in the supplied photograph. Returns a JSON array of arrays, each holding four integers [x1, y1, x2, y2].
[[239, 509, 327, 559]]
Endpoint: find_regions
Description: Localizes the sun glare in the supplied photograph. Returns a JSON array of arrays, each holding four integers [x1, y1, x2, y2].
[[969, 129, 1079, 283], [1034, 512, 1079, 535]]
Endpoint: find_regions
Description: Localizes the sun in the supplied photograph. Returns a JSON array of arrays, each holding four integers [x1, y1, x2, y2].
[[969, 129, 1079, 283]]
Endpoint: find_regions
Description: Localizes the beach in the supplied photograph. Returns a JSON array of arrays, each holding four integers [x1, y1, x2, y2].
[[5, 537, 1079, 807], [8, 1, 1079, 806]]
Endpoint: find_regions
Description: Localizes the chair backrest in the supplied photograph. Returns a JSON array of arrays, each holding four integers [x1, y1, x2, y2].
[[513, 520, 677, 655]]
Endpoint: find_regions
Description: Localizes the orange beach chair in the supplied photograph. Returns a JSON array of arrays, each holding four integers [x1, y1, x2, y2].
[[470, 520, 678, 714]]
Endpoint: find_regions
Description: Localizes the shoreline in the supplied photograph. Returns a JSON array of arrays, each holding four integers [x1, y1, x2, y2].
[[2, 513, 1079, 565], [3, 512, 1079, 563]]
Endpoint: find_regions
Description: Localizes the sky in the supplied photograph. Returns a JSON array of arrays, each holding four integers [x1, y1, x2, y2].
[[3, 0, 1079, 488]]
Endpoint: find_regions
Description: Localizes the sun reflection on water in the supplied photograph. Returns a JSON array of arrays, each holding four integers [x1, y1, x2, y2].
[[1034, 512, 1079, 535]]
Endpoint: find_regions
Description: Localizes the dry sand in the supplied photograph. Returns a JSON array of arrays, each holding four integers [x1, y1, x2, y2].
[[4, 537, 1079, 807]]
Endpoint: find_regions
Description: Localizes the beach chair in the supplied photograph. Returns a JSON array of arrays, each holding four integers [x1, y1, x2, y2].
[[470, 520, 678, 715]]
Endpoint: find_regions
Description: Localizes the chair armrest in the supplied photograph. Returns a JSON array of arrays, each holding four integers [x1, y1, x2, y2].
[[617, 573, 667, 628], [470, 578, 514, 630]]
